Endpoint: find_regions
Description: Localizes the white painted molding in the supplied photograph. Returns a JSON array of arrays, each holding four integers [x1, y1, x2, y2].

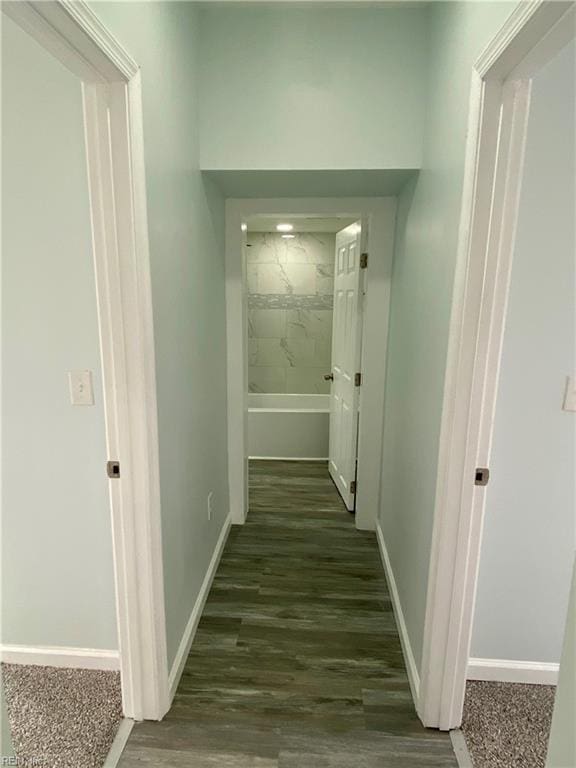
[[468, 658, 559, 686], [1, 645, 120, 671], [168, 515, 232, 701], [58, 0, 139, 79], [375, 523, 420, 705], [2, 1, 138, 83], [249, 456, 329, 461], [475, 0, 545, 78], [475, 0, 573, 80]]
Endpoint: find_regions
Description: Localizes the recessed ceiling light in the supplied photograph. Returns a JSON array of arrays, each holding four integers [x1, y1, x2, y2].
[[281, 234, 295, 239], [276, 223, 293, 232]]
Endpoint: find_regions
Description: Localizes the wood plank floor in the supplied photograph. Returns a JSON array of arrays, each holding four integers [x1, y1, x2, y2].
[[118, 460, 457, 767]]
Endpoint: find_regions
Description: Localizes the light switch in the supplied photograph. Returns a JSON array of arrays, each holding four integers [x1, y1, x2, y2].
[[68, 370, 95, 406], [563, 375, 576, 413]]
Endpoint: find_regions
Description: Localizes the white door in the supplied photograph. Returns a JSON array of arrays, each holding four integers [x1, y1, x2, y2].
[[328, 222, 364, 510]]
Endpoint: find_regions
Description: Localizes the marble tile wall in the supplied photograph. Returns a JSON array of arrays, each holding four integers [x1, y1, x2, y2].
[[247, 232, 336, 394]]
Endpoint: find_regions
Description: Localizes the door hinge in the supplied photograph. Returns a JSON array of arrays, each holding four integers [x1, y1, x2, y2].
[[350, 480, 357, 495], [475, 467, 489, 486], [354, 372, 362, 387], [107, 460, 121, 479], [360, 253, 368, 269]]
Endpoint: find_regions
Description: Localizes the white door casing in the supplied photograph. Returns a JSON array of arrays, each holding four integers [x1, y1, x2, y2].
[[419, 0, 575, 730], [2, 0, 169, 720], [328, 222, 363, 511]]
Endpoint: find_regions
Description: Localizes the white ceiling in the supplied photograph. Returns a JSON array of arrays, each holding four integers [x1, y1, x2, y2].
[[247, 215, 357, 233]]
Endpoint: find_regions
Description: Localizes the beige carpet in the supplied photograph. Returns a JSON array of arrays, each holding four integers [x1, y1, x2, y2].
[[2, 664, 122, 768], [462, 680, 556, 768]]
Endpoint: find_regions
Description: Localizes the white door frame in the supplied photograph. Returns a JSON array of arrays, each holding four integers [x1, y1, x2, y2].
[[419, 0, 575, 731], [3, 1, 169, 720], [225, 198, 397, 532]]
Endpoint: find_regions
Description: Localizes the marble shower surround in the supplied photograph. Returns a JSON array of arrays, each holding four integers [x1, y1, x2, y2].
[[247, 232, 336, 394]]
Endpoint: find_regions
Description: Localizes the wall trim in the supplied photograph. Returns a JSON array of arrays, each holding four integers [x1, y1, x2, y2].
[[249, 456, 328, 461], [168, 515, 232, 702], [468, 658, 559, 686], [1, 644, 120, 670], [58, 0, 139, 80], [375, 523, 420, 704]]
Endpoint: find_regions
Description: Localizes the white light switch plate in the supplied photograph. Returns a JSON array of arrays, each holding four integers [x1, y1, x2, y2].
[[563, 375, 576, 413], [68, 370, 94, 406]]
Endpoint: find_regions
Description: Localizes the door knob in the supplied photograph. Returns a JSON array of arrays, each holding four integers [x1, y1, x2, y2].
[[324, 373, 334, 381]]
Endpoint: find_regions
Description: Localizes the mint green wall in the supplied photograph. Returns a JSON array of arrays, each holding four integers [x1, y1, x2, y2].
[[379, 2, 515, 670], [199, 6, 427, 171], [2, 15, 117, 650], [90, 2, 230, 668]]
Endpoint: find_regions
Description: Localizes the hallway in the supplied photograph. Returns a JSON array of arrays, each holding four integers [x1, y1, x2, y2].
[[118, 461, 456, 766]]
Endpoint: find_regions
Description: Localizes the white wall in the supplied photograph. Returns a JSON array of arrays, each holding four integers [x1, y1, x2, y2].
[[379, 1, 515, 671], [1, 16, 117, 649], [199, 6, 427, 171], [89, 2, 230, 669], [471, 40, 576, 664]]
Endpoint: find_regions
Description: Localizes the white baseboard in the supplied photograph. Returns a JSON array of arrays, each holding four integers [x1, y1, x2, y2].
[[249, 456, 328, 461], [375, 523, 420, 703], [467, 657, 559, 685], [0, 644, 120, 670], [168, 514, 232, 701]]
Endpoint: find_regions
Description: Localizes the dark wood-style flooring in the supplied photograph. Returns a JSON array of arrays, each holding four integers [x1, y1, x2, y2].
[[118, 460, 457, 767]]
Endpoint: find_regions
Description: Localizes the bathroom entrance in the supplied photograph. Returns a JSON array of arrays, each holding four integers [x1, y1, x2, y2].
[[225, 198, 396, 530], [245, 217, 363, 510]]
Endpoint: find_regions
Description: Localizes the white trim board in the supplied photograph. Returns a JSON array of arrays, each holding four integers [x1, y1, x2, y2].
[[1, 644, 120, 671], [467, 658, 559, 686], [375, 523, 420, 704], [168, 515, 232, 702], [249, 456, 329, 461]]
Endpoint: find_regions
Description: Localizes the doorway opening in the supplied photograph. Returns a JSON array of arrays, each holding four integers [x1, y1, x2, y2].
[[245, 216, 364, 512], [225, 198, 397, 532], [2, 2, 168, 750], [419, 0, 576, 749], [460, 35, 575, 767]]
